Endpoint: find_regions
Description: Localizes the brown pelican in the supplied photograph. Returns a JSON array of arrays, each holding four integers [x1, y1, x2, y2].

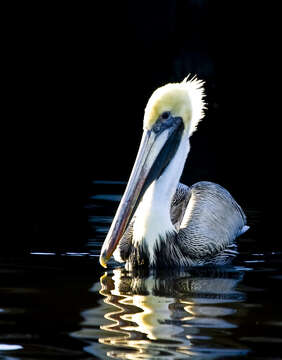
[[100, 77, 249, 269]]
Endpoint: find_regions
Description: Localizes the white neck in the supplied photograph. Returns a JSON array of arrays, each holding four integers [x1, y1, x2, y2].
[[132, 134, 190, 264]]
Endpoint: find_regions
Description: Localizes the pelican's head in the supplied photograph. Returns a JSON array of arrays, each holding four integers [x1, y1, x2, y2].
[[143, 76, 205, 135], [100, 76, 205, 268]]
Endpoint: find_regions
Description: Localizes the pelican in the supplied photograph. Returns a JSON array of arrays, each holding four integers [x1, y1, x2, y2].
[[100, 76, 249, 269]]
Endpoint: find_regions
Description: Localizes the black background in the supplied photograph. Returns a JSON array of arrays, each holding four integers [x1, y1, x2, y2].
[[7, 2, 279, 250]]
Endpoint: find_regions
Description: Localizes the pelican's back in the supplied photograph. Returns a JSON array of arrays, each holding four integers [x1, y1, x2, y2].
[[177, 181, 247, 264]]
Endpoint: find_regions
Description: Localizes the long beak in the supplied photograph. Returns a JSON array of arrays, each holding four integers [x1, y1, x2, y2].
[[99, 117, 183, 268]]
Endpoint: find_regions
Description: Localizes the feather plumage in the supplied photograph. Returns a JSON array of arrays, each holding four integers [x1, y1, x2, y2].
[[113, 182, 247, 268]]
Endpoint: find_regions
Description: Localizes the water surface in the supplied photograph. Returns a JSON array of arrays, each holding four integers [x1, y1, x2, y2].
[[1, 181, 281, 359]]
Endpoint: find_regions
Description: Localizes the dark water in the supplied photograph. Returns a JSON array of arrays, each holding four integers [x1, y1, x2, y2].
[[2, 181, 282, 359]]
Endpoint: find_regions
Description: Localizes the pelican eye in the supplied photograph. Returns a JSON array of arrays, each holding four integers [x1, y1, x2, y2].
[[152, 111, 174, 133], [161, 111, 170, 120]]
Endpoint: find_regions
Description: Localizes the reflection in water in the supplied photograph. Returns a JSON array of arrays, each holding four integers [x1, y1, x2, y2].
[[72, 267, 250, 359]]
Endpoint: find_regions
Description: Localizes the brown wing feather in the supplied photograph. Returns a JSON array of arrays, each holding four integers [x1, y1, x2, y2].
[[177, 181, 247, 263], [170, 183, 191, 230]]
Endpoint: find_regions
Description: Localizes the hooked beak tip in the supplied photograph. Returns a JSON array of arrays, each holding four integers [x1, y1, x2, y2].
[[99, 251, 108, 268]]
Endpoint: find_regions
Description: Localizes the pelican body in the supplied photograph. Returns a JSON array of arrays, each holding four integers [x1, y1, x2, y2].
[[100, 77, 248, 269]]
